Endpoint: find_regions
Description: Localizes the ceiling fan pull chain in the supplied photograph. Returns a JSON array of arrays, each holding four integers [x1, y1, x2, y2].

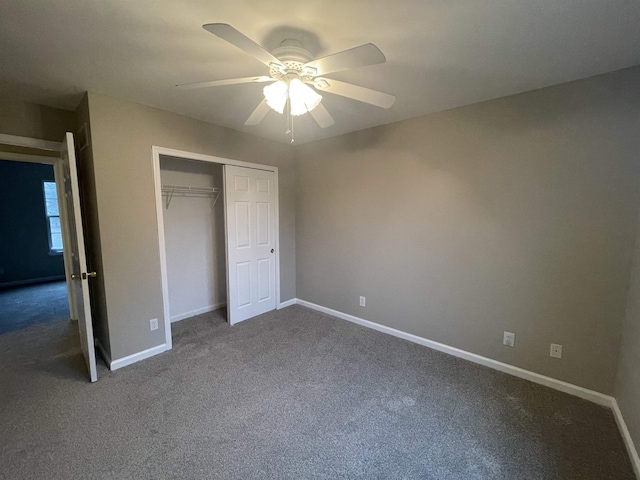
[[285, 99, 294, 143], [285, 99, 292, 134], [290, 112, 295, 144]]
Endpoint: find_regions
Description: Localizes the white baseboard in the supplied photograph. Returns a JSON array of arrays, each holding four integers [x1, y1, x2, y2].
[[278, 298, 297, 309], [612, 399, 640, 478], [94, 338, 111, 366], [295, 298, 614, 407], [170, 302, 226, 323], [109, 344, 167, 371]]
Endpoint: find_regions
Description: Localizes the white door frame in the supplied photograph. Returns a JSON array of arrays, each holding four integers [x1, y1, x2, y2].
[[151, 146, 281, 350], [0, 133, 61, 152]]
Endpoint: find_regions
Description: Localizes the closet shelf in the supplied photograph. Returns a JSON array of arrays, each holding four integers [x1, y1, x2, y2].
[[161, 184, 221, 209]]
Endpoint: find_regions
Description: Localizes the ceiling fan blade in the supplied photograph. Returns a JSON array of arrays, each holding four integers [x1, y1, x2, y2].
[[177, 76, 272, 90], [245, 98, 271, 126], [303, 44, 386, 76], [203, 23, 283, 68], [314, 78, 395, 109], [309, 103, 335, 128]]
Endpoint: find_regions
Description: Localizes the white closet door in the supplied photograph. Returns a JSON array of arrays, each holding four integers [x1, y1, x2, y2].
[[224, 165, 276, 325]]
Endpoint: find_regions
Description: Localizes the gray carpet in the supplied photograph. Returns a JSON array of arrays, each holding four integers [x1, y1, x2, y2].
[[0, 280, 69, 334], [0, 305, 634, 479]]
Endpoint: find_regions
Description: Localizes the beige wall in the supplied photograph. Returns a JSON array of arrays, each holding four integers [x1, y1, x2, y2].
[[75, 94, 110, 354], [86, 93, 294, 361], [0, 97, 75, 141], [615, 211, 640, 455], [295, 66, 640, 394]]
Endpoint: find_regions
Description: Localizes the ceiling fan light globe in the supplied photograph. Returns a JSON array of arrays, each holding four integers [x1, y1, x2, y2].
[[289, 97, 307, 116], [263, 81, 288, 114], [305, 93, 322, 112], [289, 78, 323, 116]]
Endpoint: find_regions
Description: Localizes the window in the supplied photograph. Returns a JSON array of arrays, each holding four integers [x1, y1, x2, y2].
[[43, 181, 63, 253]]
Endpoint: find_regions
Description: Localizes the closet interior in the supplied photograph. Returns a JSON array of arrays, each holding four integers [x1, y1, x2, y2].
[[159, 155, 226, 323]]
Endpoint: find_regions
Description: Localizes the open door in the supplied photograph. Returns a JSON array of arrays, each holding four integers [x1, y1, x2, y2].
[[224, 165, 277, 325], [56, 132, 97, 382]]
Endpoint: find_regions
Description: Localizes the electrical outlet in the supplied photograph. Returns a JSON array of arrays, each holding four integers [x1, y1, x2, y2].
[[150, 318, 159, 331], [503, 331, 515, 347], [359, 296, 366, 307], [550, 343, 563, 359]]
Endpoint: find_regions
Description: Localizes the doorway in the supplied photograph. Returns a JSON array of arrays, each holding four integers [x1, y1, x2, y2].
[[0, 159, 69, 334], [0, 133, 98, 382], [152, 147, 281, 349]]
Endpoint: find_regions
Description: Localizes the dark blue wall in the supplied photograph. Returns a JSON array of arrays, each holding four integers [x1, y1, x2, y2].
[[0, 159, 65, 286]]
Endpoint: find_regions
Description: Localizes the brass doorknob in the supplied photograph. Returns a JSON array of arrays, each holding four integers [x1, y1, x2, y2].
[[71, 273, 80, 280], [82, 271, 97, 279]]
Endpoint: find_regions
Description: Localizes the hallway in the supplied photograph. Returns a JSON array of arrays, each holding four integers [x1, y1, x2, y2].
[[0, 280, 69, 335]]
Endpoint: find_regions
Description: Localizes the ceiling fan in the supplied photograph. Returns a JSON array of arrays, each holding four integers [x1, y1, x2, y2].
[[177, 24, 396, 131]]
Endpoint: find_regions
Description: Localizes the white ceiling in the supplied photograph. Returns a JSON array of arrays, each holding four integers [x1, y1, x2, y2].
[[1, 0, 640, 144]]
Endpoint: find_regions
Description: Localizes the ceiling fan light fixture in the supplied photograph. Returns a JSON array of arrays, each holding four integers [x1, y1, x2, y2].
[[263, 78, 323, 117], [288, 78, 322, 116], [263, 80, 288, 114]]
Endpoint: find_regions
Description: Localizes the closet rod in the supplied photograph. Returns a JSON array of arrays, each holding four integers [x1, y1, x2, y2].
[[161, 184, 221, 209]]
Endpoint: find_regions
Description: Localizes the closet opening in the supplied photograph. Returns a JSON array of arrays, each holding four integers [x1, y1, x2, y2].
[[153, 147, 281, 350], [159, 156, 227, 326]]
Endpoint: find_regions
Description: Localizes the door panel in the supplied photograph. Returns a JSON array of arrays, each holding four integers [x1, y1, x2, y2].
[[225, 165, 276, 325], [256, 202, 270, 246], [236, 261, 251, 307], [256, 177, 269, 193], [235, 202, 250, 247], [59, 132, 97, 382], [257, 258, 271, 301], [234, 174, 249, 191]]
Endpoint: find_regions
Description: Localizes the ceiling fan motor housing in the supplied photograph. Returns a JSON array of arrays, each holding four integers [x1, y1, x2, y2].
[[270, 39, 316, 81]]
